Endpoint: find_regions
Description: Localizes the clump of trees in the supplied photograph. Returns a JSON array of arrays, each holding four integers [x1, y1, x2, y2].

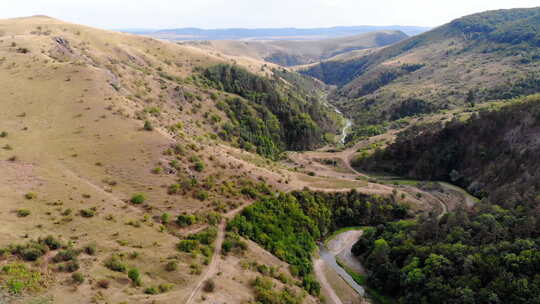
[[228, 190, 409, 295], [353, 202, 540, 303]]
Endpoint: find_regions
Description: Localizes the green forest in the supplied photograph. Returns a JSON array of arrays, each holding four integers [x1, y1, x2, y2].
[[202, 64, 338, 158], [228, 189, 409, 295], [350, 94, 540, 303], [353, 202, 540, 303], [354, 94, 540, 207]]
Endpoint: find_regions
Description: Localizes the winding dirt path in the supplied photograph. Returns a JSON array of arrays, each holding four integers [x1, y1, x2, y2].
[[185, 220, 226, 304], [314, 258, 344, 304], [328, 230, 365, 274]]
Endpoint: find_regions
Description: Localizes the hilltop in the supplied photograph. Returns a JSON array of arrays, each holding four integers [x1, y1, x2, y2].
[[301, 7, 540, 126], [182, 30, 408, 66]]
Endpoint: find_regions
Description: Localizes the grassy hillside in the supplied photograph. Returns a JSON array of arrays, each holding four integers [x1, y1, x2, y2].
[[301, 7, 540, 126], [183, 30, 408, 66], [0, 16, 332, 303]]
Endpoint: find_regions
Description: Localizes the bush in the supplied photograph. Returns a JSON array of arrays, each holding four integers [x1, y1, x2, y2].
[[203, 279, 215, 292], [79, 209, 95, 217], [0, 131, 7, 138], [194, 161, 205, 172], [143, 120, 154, 131], [158, 283, 174, 293], [97, 279, 110, 289], [144, 287, 158, 294], [130, 194, 146, 204], [128, 268, 141, 286], [52, 249, 79, 263], [167, 184, 180, 195], [72, 272, 84, 284], [195, 190, 209, 201], [104, 255, 126, 273], [12, 241, 48, 261], [16, 209, 31, 217], [41, 235, 62, 250], [24, 192, 37, 200], [177, 240, 199, 252], [161, 213, 170, 224], [57, 260, 80, 272], [165, 261, 178, 272], [176, 214, 197, 227], [83, 243, 96, 255], [1, 263, 42, 294]]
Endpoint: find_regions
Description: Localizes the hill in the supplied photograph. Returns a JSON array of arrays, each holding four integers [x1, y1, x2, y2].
[[354, 94, 540, 207], [182, 30, 408, 67], [301, 7, 540, 126], [126, 25, 429, 40], [0, 15, 342, 303], [349, 94, 540, 303]]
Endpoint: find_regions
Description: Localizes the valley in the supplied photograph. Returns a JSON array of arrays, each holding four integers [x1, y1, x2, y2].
[[0, 5, 539, 304]]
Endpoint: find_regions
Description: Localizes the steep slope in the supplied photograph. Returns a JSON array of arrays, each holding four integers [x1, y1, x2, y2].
[[183, 30, 408, 66], [350, 95, 540, 304], [301, 7, 540, 126], [354, 94, 540, 208], [0, 16, 335, 303]]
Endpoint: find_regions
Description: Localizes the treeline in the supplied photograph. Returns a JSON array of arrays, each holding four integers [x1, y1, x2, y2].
[[354, 94, 540, 208], [228, 189, 409, 295], [202, 64, 337, 158], [353, 201, 540, 303]]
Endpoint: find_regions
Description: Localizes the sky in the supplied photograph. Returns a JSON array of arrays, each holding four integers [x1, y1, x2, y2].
[[2, 0, 539, 29]]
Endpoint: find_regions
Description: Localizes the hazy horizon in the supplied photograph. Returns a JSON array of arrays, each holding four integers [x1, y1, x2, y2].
[[1, 0, 539, 30]]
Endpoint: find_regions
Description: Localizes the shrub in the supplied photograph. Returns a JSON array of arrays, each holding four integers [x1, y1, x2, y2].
[[203, 279, 215, 292], [1, 263, 42, 294], [57, 260, 80, 272], [194, 161, 205, 172], [130, 194, 146, 204], [83, 243, 96, 255], [161, 213, 170, 224], [42, 235, 62, 250], [104, 255, 126, 273], [52, 249, 79, 263], [195, 190, 209, 201], [0, 131, 7, 138], [71, 272, 84, 284], [176, 214, 197, 227], [144, 287, 158, 294], [143, 120, 154, 131], [79, 209, 95, 218], [158, 283, 174, 293], [177, 240, 198, 252], [167, 184, 180, 195], [24, 192, 37, 200], [97, 279, 110, 289], [16, 209, 31, 217], [128, 268, 141, 286], [165, 261, 178, 272], [12, 241, 48, 261]]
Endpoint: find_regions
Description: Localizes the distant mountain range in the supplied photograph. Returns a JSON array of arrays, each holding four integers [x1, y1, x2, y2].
[[182, 30, 408, 66], [122, 25, 430, 40], [301, 7, 540, 126]]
